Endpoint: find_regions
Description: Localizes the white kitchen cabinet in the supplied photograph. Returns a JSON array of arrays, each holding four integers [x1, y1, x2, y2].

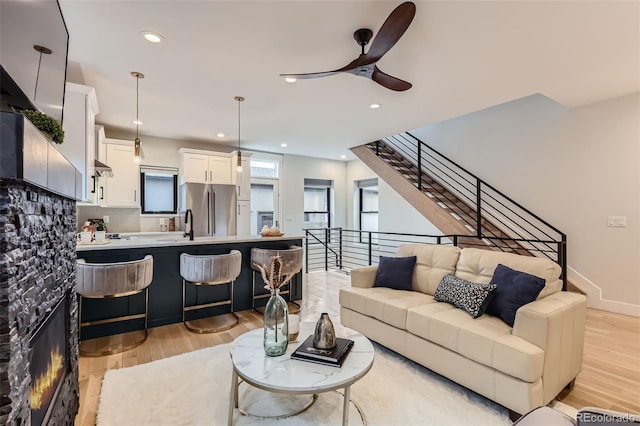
[[237, 200, 251, 235], [59, 82, 99, 202], [179, 148, 232, 184], [209, 155, 232, 183], [100, 141, 140, 207], [181, 152, 208, 183], [232, 152, 251, 200]]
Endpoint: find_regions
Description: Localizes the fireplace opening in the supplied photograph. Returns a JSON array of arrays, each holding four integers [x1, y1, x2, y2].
[[29, 293, 70, 426]]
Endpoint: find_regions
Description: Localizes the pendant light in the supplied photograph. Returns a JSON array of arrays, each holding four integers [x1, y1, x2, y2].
[[131, 71, 144, 164], [234, 96, 245, 173]]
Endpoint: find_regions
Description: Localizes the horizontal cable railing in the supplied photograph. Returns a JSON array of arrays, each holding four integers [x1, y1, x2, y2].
[[305, 228, 566, 287], [373, 132, 566, 283], [305, 228, 451, 272]]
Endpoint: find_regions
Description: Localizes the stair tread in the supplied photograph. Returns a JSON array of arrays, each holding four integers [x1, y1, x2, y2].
[[364, 141, 535, 257]]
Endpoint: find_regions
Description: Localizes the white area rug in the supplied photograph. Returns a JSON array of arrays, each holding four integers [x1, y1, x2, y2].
[[97, 342, 523, 425]]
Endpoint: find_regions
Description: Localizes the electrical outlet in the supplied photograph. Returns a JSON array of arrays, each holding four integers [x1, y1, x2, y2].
[[607, 216, 627, 227], [102, 215, 109, 224]]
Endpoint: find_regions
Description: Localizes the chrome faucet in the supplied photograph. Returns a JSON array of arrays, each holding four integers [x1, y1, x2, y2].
[[184, 208, 194, 241]]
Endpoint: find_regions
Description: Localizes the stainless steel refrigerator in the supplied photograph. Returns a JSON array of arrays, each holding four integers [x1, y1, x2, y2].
[[180, 183, 237, 237]]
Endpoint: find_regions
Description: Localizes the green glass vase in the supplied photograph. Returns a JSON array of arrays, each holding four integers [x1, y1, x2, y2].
[[263, 288, 289, 356]]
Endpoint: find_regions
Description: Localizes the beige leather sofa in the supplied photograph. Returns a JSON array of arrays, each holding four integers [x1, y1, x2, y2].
[[339, 244, 587, 415]]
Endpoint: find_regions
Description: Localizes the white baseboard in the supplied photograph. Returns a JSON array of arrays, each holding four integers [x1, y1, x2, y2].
[[568, 267, 640, 317]]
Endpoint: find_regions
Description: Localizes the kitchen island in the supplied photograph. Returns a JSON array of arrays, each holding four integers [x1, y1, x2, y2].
[[77, 233, 304, 339]]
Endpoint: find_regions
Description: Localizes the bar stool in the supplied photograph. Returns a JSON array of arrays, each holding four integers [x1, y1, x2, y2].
[[181, 250, 242, 333], [250, 246, 303, 313], [76, 255, 154, 356]]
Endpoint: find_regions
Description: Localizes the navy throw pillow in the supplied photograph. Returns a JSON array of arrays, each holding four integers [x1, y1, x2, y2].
[[374, 256, 417, 291], [486, 264, 546, 327]]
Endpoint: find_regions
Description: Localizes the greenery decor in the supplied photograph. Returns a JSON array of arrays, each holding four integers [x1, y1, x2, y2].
[[19, 109, 65, 144]]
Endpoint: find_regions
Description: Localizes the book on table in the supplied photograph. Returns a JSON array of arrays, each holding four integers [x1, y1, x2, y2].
[[291, 336, 354, 367]]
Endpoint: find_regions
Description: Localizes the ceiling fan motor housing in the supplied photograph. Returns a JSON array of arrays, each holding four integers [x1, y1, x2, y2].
[[354, 28, 374, 47]]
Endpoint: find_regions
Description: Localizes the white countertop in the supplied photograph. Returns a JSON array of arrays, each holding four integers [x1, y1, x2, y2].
[[76, 232, 305, 251]]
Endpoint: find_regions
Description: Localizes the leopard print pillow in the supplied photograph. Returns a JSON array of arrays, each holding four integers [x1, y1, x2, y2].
[[434, 274, 497, 318]]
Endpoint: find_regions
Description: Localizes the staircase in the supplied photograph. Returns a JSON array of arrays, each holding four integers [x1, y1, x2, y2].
[[351, 133, 566, 264]]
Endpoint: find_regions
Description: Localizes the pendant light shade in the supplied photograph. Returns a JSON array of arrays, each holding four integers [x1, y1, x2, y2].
[[132, 71, 144, 164], [235, 96, 245, 173]]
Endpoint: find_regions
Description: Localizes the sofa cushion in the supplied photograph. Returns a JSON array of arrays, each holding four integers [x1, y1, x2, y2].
[[454, 248, 562, 298], [374, 255, 417, 291], [339, 286, 435, 329], [433, 274, 497, 318], [486, 264, 545, 327], [397, 244, 461, 295], [406, 303, 544, 382]]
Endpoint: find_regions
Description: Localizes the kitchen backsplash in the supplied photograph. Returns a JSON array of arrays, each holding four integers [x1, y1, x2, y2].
[[76, 205, 182, 233]]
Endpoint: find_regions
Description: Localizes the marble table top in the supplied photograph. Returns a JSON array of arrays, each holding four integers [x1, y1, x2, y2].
[[230, 322, 375, 394]]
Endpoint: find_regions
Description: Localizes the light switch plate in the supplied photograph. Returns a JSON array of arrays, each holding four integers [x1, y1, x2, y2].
[[102, 215, 109, 224], [607, 216, 627, 227]]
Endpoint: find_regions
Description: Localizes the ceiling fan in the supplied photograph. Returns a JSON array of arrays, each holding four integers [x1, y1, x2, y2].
[[280, 2, 416, 92]]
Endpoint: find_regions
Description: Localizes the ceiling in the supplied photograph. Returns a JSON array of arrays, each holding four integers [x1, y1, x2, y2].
[[58, 0, 639, 161]]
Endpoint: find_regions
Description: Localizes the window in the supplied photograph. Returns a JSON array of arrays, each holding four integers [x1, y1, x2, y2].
[[304, 179, 332, 228], [140, 166, 178, 214], [357, 178, 378, 243], [251, 183, 276, 233], [250, 159, 279, 178], [250, 155, 282, 234]]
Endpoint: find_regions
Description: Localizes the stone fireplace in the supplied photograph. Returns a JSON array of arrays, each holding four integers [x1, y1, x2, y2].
[[0, 181, 79, 425]]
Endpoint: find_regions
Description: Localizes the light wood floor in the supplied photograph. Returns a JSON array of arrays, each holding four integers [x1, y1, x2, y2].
[[76, 271, 640, 425]]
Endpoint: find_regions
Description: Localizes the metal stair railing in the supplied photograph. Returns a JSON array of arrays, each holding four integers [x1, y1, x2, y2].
[[360, 131, 567, 287], [304, 228, 565, 287]]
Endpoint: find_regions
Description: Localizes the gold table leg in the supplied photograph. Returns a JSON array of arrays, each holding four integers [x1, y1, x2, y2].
[[228, 369, 238, 426], [342, 385, 351, 426]]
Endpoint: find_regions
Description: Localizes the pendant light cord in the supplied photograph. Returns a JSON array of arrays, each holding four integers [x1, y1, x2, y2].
[[34, 51, 43, 101], [32, 45, 52, 101], [136, 75, 139, 139]]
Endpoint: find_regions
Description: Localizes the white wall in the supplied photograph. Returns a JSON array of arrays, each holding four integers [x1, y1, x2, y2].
[[411, 93, 640, 313], [345, 160, 442, 236], [281, 154, 348, 236]]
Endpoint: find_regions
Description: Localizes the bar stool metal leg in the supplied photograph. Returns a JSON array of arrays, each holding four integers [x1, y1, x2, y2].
[[183, 279, 240, 334], [78, 288, 150, 357]]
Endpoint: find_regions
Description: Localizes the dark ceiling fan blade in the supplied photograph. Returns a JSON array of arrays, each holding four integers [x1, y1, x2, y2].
[[371, 66, 412, 91], [279, 70, 342, 80], [365, 2, 416, 63]]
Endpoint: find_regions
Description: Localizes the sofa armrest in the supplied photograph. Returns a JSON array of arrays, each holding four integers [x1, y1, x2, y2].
[[512, 291, 587, 404], [351, 266, 378, 288]]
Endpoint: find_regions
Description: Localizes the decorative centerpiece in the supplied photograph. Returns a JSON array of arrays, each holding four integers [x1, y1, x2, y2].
[[256, 255, 292, 356], [260, 224, 284, 237], [313, 312, 337, 349]]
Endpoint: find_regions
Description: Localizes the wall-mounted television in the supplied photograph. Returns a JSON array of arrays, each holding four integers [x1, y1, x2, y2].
[[0, 0, 69, 123]]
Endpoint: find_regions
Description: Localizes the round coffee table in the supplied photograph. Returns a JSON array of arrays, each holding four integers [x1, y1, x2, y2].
[[228, 322, 374, 425]]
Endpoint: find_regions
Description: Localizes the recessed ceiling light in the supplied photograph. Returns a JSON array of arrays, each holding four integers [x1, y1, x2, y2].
[[284, 77, 297, 83], [133, 120, 143, 126], [340, 155, 347, 159], [141, 31, 164, 43], [369, 103, 381, 109], [281, 143, 288, 147], [217, 132, 225, 138]]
